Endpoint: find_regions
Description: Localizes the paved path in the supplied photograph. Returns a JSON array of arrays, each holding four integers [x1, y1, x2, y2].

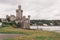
[[0, 34, 24, 40]]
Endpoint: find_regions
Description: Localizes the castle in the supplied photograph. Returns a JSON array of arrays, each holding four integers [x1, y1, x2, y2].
[[1, 5, 30, 29]]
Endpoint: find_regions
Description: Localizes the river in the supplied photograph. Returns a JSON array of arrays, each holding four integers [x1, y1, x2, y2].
[[30, 26, 60, 32]]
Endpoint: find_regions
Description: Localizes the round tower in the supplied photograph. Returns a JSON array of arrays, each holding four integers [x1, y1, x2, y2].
[[28, 15, 30, 21], [28, 15, 30, 29]]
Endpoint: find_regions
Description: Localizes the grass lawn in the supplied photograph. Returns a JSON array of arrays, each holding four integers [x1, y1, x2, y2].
[[0, 27, 60, 40]]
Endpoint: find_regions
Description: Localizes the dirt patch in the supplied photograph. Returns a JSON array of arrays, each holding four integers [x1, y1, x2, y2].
[[0, 34, 24, 40]]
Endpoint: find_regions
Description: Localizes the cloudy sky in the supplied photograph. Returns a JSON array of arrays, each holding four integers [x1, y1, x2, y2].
[[0, 0, 60, 20]]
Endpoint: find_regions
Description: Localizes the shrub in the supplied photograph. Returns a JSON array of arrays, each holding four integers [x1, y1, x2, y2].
[[16, 22, 22, 28]]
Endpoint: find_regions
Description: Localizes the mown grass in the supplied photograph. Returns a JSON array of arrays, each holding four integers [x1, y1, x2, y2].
[[0, 27, 60, 40]]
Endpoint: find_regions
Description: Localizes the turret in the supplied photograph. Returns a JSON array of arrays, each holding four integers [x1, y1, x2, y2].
[[16, 9, 19, 13], [18, 5, 21, 10], [28, 15, 30, 29], [28, 15, 30, 23], [28, 15, 30, 19]]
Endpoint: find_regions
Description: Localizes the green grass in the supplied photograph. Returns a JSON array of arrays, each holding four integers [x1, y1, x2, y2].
[[34, 36, 47, 40], [0, 27, 29, 35], [0, 27, 60, 40], [4, 35, 60, 40], [0, 31, 29, 35], [4, 38, 13, 40], [34, 36, 60, 40]]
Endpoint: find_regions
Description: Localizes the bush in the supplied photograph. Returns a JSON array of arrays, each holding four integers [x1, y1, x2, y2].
[[16, 22, 22, 28], [0, 19, 2, 22]]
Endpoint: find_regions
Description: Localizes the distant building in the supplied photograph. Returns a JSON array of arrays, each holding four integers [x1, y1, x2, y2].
[[2, 5, 30, 29], [43, 24, 48, 26], [50, 23, 54, 26]]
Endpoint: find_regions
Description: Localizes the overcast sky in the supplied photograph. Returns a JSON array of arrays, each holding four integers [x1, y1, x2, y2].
[[0, 0, 60, 20]]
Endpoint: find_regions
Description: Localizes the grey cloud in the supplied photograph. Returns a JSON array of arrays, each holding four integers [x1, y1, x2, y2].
[[22, 0, 59, 19], [0, 0, 21, 5], [0, 0, 60, 20]]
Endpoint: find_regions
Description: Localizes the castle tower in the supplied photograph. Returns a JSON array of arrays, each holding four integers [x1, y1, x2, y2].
[[28, 15, 30, 29], [16, 5, 23, 20], [22, 15, 30, 29], [15, 5, 31, 29], [28, 15, 30, 23]]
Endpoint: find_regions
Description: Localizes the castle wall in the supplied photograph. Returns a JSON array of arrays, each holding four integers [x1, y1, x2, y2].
[[1, 18, 7, 22], [10, 15, 16, 21]]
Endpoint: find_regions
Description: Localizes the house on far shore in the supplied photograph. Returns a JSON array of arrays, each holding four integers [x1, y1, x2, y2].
[[43, 24, 48, 26]]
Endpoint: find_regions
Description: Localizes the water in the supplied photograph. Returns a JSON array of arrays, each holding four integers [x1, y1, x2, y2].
[[30, 26, 60, 32]]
